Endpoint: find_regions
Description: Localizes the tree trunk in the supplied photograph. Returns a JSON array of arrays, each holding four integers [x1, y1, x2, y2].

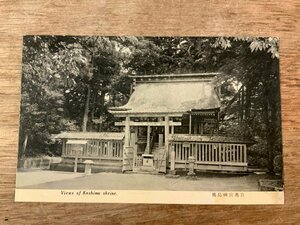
[[262, 82, 274, 173], [112, 92, 116, 107], [238, 91, 241, 120], [98, 91, 106, 132], [268, 108, 276, 174], [22, 133, 28, 159], [241, 86, 245, 120], [268, 85, 280, 174], [82, 84, 91, 132], [89, 91, 96, 131], [245, 84, 251, 120]]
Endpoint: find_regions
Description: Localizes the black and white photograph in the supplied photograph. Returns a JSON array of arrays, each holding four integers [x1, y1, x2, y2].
[[15, 36, 283, 204]]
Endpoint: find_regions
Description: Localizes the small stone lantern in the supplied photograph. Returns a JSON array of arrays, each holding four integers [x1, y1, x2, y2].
[[187, 156, 196, 176], [83, 160, 94, 175]]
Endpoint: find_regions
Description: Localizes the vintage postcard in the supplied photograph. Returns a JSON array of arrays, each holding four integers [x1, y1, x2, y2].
[[15, 36, 284, 204]]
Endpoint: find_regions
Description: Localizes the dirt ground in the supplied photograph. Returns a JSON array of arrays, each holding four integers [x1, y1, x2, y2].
[[16, 170, 84, 188], [15, 170, 274, 191]]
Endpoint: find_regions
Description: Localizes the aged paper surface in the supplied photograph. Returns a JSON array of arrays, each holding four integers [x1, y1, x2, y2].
[[0, 0, 299, 224], [15, 35, 283, 204]]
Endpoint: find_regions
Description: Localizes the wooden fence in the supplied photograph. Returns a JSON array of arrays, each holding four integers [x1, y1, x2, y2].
[[170, 142, 247, 167], [62, 140, 123, 159]]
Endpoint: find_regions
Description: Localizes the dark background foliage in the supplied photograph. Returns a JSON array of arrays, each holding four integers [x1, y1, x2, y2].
[[19, 36, 281, 173]]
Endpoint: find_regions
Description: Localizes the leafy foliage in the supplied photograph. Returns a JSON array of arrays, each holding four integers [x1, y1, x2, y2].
[[19, 36, 282, 173]]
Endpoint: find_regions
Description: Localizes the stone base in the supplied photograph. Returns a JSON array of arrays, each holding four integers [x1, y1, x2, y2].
[[187, 171, 196, 176], [140, 165, 156, 172], [168, 170, 176, 175]]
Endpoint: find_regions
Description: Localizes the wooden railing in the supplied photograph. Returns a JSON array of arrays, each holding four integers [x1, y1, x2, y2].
[[134, 155, 143, 167], [111, 141, 123, 158], [63, 140, 123, 159], [171, 142, 247, 166]]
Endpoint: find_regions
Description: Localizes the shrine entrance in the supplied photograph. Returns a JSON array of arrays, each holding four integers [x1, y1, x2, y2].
[[134, 126, 167, 173], [115, 115, 181, 173]]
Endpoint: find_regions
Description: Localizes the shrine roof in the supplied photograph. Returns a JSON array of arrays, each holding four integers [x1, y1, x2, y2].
[[109, 73, 221, 115], [54, 132, 125, 140]]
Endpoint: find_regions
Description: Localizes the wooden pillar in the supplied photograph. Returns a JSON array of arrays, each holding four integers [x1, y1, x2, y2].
[[189, 113, 192, 135], [123, 116, 132, 172], [133, 127, 138, 168], [200, 123, 204, 135], [193, 123, 197, 134], [159, 134, 164, 147], [145, 125, 151, 154], [107, 141, 112, 157], [134, 127, 138, 154], [124, 116, 130, 147], [171, 126, 174, 134], [244, 145, 247, 163], [165, 116, 169, 148], [170, 145, 176, 174], [74, 147, 83, 173], [62, 140, 66, 156], [74, 150, 79, 173]]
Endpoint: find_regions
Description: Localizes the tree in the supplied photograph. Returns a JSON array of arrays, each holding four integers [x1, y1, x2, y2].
[[19, 36, 130, 157], [20, 36, 79, 157], [20, 36, 282, 174], [124, 36, 281, 173], [211, 37, 281, 173]]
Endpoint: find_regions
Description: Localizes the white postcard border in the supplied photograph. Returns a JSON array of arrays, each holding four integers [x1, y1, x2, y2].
[[15, 189, 284, 205]]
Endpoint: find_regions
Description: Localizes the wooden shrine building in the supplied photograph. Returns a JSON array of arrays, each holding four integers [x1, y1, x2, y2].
[[109, 73, 252, 173]]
